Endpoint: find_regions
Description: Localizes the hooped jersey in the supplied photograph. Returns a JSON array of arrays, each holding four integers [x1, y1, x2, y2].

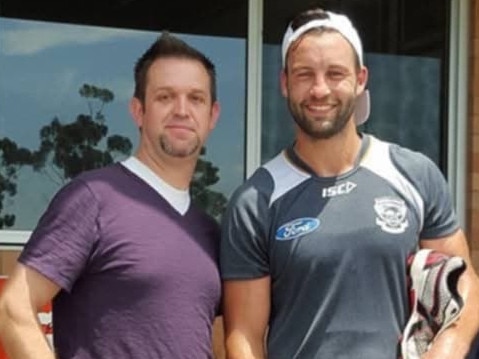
[[220, 134, 458, 359]]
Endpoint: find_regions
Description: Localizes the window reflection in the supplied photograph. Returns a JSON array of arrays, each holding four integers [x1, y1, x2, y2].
[[0, 18, 245, 231], [262, 0, 447, 167], [261, 47, 441, 164]]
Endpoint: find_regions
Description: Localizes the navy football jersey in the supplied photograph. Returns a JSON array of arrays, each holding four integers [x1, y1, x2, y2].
[[221, 134, 458, 359]]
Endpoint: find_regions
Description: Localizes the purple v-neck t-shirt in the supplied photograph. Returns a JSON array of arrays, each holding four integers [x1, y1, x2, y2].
[[19, 163, 221, 358]]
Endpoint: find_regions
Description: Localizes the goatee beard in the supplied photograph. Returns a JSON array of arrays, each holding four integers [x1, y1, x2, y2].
[[159, 136, 200, 158]]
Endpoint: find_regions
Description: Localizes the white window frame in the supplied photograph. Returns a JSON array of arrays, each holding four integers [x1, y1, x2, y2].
[[447, 0, 470, 228]]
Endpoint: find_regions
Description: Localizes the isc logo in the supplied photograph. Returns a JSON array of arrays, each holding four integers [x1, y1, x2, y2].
[[322, 181, 357, 198]]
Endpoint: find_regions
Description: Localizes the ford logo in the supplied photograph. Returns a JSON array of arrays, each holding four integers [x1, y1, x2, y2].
[[275, 218, 320, 241]]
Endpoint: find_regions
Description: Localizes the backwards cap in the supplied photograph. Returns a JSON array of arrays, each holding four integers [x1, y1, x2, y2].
[[281, 10, 370, 125]]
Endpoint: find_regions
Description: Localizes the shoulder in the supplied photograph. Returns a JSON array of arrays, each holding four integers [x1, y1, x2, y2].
[[362, 135, 452, 228], [388, 141, 438, 172], [229, 159, 276, 208], [47, 164, 128, 211], [74, 163, 126, 183], [365, 135, 443, 182], [388, 141, 445, 193], [230, 150, 311, 210], [70, 163, 135, 194]]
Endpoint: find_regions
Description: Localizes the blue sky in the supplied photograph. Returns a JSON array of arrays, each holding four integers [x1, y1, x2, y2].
[[0, 18, 246, 230]]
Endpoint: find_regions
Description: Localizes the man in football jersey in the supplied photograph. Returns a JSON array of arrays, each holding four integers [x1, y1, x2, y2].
[[220, 7, 479, 359]]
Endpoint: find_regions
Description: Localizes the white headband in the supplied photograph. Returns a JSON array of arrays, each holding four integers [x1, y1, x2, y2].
[[281, 11, 369, 125]]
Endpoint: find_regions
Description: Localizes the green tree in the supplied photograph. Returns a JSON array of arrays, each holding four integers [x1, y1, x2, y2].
[[191, 148, 227, 221], [0, 84, 227, 228], [31, 84, 133, 185], [31, 84, 227, 220], [0, 138, 33, 228]]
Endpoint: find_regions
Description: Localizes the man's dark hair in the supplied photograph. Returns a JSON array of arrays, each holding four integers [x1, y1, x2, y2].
[[133, 32, 217, 104], [286, 8, 361, 71], [290, 7, 329, 31]]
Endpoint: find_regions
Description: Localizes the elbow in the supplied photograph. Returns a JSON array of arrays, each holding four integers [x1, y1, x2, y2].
[[0, 294, 12, 337], [0, 293, 15, 330], [0, 292, 29, 336]]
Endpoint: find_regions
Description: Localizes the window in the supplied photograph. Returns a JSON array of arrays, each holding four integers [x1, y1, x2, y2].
[[0, 0, 247, 242], [261, 0, 449, 167]]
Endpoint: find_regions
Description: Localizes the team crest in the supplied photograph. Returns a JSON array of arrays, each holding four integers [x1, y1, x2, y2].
[[374, 197, 409, 234]]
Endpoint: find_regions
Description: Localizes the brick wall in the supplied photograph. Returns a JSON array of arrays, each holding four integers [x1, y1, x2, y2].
[[469, 0, 479, 272]]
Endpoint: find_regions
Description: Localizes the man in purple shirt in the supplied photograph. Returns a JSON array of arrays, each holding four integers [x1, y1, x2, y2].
[[0, 33, 222, 359]]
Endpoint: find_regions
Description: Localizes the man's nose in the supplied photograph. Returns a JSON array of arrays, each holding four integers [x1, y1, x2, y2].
[[173, 96, 188, 117], [310, 75, 331, 97]]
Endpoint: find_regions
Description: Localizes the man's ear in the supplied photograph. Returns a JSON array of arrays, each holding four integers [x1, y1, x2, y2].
[[129, 97, 144, 128], [356, 66, 369, 95], [280, 69, 288, 98], [209, 101, 221, 130]]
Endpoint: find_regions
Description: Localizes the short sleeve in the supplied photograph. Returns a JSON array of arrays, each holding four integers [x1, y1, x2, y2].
[[220, 172, 272, 280], [19, 178, 100, 292], [390, 144, 459, 239], [419, 157, 459, 239]]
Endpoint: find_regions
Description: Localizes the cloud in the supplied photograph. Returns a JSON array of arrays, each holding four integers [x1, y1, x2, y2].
[[1, 21, 146, 56]]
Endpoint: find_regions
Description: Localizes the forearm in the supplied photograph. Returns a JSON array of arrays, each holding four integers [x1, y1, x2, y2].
[[0, 264, 59, 359], [223, 277, 271, 359], [424, 269, 479, 358], [0, 310, 55, 359], [225, 332, 266, 359]]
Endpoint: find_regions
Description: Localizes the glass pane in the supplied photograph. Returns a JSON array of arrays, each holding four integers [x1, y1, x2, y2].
[[0, 3, 246, 233], [262, 0, 448, 167]]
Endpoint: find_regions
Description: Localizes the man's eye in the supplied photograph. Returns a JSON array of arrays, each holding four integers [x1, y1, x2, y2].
[[296, 72, 311, 79], [191, 95, 205, 103], [328, 71, 345, 79], [158, 94, 171, 101]]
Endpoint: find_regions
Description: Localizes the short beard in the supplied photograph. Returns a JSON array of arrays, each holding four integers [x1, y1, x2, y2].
[[288, 95, 356, 140], [159, 135, 200, 158]]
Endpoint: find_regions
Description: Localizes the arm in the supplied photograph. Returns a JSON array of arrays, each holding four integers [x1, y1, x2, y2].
[[0, 263, 60, 359], [223, 276, 271, 359], [420, 229, 479, 359], [212, 316, 226, 359]]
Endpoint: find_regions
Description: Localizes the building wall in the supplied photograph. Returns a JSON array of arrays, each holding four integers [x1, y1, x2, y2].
[[469, 0, 479, 272]]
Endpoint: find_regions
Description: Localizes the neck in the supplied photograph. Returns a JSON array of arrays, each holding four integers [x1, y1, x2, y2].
[[134, 148, 197, 190], [294, 124, 362, 177]]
